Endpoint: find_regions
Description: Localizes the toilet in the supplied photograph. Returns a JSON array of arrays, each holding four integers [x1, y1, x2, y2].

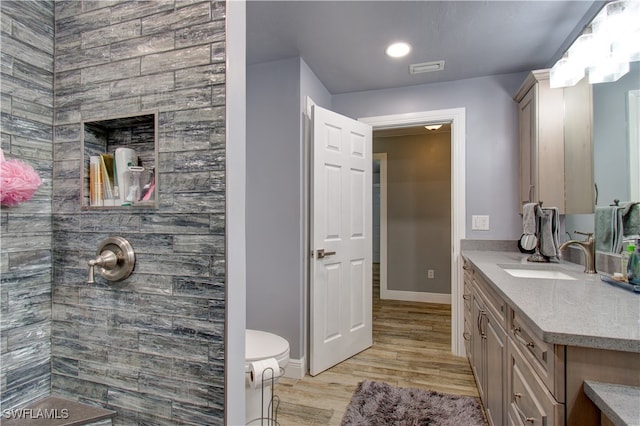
[[245, 329, 290, 424]]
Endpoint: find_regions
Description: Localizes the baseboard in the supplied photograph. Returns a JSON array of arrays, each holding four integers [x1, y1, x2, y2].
[[283, 357, 305, 379], [381, 289, 451, 304]]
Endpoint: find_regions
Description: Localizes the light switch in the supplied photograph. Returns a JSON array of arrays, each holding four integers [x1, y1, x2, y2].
[[472, 215, 490, 231]]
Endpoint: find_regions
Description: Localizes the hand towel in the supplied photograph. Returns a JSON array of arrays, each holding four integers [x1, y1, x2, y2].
[[520, 202, 539, 252], [539, 206, 560, 259], [616, 202, 640, 253], [522, 203, 538, 235], [595, 206, 618, 253]]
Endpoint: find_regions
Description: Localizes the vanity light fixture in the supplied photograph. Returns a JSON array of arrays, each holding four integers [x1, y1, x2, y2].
[[550, 0, 640, 88], [425, 124, 443, 131], [385, 42, 411, 58]]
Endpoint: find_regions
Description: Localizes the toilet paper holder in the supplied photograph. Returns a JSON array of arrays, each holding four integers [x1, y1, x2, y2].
[[247, 361, 284, 425], [87, 236, 135, 284]]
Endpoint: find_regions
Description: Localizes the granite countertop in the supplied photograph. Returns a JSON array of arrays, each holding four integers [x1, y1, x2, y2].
[[462, 250, 640, 353], [584, 381, 640, 426]]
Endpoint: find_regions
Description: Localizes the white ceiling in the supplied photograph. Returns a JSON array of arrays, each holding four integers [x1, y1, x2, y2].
[[246, 0, 603, 94]]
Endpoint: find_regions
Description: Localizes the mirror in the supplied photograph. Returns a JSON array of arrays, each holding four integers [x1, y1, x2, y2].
[[564, 60, 640, 253]]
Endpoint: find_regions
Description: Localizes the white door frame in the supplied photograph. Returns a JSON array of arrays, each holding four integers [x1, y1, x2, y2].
[[372, 153, 388, 299], [360, 108, 467, 357]]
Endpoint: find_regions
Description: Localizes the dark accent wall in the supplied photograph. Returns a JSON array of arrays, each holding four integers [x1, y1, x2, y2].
[[0, 0, 55, 410], [49, 1, 225, 424]]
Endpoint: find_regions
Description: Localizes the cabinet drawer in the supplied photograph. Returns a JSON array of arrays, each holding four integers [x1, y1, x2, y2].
[[473, 273, 507, 330], [508, 339, 564, 426], [510, 311, 565, 401]]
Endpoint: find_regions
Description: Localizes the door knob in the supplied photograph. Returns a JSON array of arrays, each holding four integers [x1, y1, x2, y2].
[[316, 249, 336, 259]]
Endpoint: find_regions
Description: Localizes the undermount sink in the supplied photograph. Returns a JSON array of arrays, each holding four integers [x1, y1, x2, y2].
[[499, 264, 577, 280]]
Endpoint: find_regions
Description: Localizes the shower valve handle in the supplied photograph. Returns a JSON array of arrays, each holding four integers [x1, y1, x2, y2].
[[87, 251, 118, 283]]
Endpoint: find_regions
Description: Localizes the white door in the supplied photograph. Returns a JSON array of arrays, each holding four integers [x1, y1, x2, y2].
[[310, 104, 373, 376]]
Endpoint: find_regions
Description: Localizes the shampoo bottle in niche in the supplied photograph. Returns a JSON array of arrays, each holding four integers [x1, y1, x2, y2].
[[114, 148, 137, 206], [627, 239, 640, 285]]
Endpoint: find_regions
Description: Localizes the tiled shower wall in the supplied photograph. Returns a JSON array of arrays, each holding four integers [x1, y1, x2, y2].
[[52, 1, 226, 423], [0, 0, 55, 411]]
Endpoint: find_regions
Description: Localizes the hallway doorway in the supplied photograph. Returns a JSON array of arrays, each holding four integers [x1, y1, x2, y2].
[[360, 108, 467, 357]]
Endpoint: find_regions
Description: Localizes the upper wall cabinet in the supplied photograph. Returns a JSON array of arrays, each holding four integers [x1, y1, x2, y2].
[[514, 70, 594, 215]]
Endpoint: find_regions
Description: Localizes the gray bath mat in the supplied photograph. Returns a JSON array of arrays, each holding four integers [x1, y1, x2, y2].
[[341, 380, 486, 426]]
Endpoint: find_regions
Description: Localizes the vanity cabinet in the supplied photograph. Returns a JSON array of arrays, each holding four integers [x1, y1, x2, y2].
[[463, 253, 640, 426], [514, 70, 593, 215], [469, 271, 506, 426]]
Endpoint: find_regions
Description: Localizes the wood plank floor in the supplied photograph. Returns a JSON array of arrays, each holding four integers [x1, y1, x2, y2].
[[274, 264, 480, 425]]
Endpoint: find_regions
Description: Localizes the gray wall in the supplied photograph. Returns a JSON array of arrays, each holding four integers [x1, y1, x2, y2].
[[334, 72, 526, 241], [246, 58, 302, 357], [2, 1, 226, 424], [246, 57, 331, 361], [0, 0, 54, 410], [374, 131, 451, 294]]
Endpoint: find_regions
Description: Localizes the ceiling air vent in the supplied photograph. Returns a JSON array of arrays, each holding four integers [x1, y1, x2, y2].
[[409, 60, 445, 75]]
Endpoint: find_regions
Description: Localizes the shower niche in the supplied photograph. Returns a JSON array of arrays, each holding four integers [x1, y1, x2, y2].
[[81, 113, 158, 209]]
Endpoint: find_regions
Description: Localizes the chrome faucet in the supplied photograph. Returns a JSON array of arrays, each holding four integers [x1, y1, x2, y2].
[[559, 231, 596, 274]]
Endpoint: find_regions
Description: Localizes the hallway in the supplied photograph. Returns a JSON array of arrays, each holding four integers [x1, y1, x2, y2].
[[275, 265, 479, 425]]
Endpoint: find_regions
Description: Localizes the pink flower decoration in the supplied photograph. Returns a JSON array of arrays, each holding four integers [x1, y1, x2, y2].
[[0, 148, 43, 207]]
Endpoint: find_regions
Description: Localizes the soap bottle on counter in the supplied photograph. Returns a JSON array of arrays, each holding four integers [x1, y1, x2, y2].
[[627, 239, 640, 284], [621, 243, 635, 281]]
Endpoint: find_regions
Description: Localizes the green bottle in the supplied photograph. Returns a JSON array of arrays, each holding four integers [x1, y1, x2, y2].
[[627, 239, 640, 285], [622, 244, 635, 282]]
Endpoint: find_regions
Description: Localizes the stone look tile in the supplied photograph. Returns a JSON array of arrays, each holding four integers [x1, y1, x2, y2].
[[2, 1, 226, 422]]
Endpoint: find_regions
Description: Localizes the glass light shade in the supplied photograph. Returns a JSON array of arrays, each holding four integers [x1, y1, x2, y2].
[[550, 57, 585, 88], [568, 33, 607, 69], [612, 28, 640, 62], [588, 60, 629, 84], [591, 0, 635, 46], [591, 0, 631, 43]]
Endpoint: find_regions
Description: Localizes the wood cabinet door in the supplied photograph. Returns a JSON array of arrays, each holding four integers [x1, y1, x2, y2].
[[471, 294, 485, 402], [518, 87, 536, 212], [485, 315, 506, 426]]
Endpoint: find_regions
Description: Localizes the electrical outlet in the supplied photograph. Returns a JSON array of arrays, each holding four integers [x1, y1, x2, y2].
[[472, 215, 490, 231], [428, 269, 435, 279]]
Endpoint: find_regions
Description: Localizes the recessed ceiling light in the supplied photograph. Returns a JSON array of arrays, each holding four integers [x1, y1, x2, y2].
[[425, 124, 443, 131], [385, 42, 411, 58]]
